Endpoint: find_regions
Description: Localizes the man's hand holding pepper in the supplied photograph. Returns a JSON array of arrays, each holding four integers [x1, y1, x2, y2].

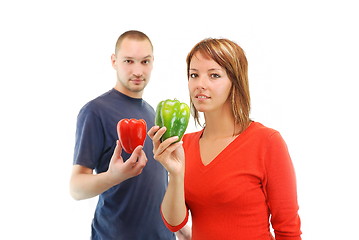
[[106, 140, 148, 186], [69, 141, 148, 200]]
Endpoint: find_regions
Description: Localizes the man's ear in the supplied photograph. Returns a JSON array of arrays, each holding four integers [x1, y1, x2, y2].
[[111, 54, 117, 68]]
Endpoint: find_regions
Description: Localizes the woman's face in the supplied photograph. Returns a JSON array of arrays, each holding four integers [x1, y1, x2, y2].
[[188, 52, 232, 114]]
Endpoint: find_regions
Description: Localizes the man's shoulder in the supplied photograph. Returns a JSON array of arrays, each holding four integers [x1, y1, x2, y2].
[[92, 89, 116, 104], [82, 89, 116, 109], [76, 90, 112, 118]]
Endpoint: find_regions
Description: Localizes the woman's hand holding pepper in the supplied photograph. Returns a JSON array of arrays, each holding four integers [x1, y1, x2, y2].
[[148, 126, 185, 176], [148, 125, 188, 227]]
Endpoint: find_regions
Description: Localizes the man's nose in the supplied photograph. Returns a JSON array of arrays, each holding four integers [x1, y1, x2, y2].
[[132, 63, 143, 77]]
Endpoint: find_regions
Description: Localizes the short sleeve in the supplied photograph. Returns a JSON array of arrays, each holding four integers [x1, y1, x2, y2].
[[73, 104, 105, 169]]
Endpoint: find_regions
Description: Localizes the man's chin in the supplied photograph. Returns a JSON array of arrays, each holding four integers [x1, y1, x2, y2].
[[128, 85, 146, 93]]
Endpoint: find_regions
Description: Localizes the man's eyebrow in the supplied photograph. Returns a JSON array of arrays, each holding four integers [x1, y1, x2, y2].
[[123, 55, 152, 60]]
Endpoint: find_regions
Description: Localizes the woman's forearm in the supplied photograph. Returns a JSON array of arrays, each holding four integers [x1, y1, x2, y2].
[[161, 173, 187, 226]]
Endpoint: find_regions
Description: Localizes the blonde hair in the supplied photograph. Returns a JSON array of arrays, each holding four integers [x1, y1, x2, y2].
[[186, 38, 251, 131]]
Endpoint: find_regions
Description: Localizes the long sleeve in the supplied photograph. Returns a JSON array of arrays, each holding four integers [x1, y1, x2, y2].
[[265, 132, 302, 239], [160, 206, 189, 232], [180, 123, 301, 239]]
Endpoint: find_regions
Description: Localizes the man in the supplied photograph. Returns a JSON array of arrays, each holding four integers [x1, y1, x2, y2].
[[70, 30, 176, 239]]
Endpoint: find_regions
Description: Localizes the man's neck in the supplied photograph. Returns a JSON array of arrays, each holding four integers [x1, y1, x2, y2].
[[114, 86, 143, 99]]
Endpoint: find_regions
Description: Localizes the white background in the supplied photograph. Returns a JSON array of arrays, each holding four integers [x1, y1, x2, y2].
[[1, 0, 358, 239]]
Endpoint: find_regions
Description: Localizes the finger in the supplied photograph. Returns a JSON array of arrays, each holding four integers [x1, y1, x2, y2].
[[125, 145, 143, 166], [111, 140, 123, 163], [129, 148, 147, 176], [165, 141, 183, 157], [156, 136, 179, 155], [166, 140, 183, 152], [153, 141, 183, 167], [135, 150, 148, 168], [151, 127, 167, 149], [141, 149, 148, 163], [151, 126, 166, 141], [147, 125, 160, 139]]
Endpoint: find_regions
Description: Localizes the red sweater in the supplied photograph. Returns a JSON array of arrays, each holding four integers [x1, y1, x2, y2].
[[162, 122, 301, 240]]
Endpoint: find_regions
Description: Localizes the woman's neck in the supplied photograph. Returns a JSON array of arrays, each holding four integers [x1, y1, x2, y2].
[[202, 111, 241, 140]]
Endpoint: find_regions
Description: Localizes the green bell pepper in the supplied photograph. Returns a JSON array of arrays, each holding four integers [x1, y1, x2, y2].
[[155, 99, 190, 142]]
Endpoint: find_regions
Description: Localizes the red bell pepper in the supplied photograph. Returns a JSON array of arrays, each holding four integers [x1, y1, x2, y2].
[[117, 119, 147, 154]]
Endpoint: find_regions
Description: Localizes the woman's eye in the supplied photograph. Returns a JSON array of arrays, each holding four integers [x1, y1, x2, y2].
[[190, 73, 198, 78], [211, 73, 220, 78]]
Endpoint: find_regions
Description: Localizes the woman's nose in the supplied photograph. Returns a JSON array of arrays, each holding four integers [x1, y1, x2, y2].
[[196, 76, 207, 90]]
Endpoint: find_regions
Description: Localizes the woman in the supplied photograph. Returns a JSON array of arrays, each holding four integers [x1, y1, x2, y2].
[[148, 38, 302, 240]]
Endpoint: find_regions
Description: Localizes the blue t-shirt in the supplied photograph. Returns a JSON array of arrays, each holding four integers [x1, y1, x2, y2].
[[73, 89, 175, 240]]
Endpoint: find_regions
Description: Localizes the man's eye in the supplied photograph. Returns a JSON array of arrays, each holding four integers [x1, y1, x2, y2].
[[142, 60, 150, 64], [124, 60, 133, 64]]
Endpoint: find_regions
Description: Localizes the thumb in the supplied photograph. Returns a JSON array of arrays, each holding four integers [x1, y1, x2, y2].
[[111, 140, 123, 163]]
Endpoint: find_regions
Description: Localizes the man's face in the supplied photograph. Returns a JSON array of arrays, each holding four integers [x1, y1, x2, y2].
[[112, 38, 154, 98]]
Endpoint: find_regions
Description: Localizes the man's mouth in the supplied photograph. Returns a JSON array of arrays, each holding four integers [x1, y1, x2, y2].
[[130, 79, 144, 84]]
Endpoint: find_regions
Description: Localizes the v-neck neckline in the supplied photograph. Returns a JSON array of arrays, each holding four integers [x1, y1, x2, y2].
[[196, 122, 255, 169]]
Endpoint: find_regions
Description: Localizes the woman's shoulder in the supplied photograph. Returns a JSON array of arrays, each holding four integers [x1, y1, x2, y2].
[[182, 130, 203, 143], [183, 129, 202, 138], [247, 121, 280, 139]]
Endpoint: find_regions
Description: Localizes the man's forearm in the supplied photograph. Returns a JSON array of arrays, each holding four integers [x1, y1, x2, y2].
[[70, 171, 116, 200]]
